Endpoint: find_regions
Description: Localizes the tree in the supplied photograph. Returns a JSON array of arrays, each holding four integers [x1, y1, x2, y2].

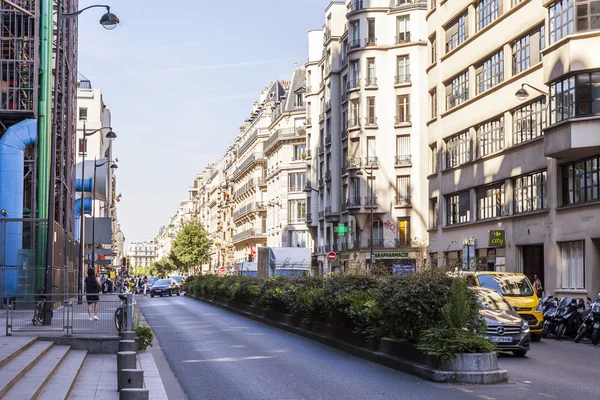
[[170, 221, 212, 274]]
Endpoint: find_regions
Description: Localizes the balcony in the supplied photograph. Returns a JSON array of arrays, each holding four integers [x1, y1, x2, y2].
[[346, 157, 362, 170], [318, 210, 325, 219], [305, 149, 312, 159], [394, 32, 411, 44], [394, 155, 412, 166], [319, 112, 325, 122], [365, 77, 377, 88], [368, 239, 411, 248], [348, 118, 361, 129], [349, 0, 364, 12], [318, 143, 325, 154], [340, 54, 348, 66], [325, 170, 331, 180], [323, 27, 331, 43], [341, 91, 348, 103], [232, 152, 266, 180], [325, 100, 331, 111], [232, 202, 264, 221], [234, 178, 264, 199], [365, 156, 378, 167], [364, 196, 378, 207], [237, 130, 258, 156], [232, 228, 266, 244], [263, 127, 307, 153], [347, 197, 361, 208], [348, 39, 361, 50], [325, 134, 331, 145], [395, 115, 410, 126], [325, 205, 333, 215], [364, 37, 377, 47], [394, 74, 411, 85], [395, 195, 412, 206], [347, 79, 360, 91], [390, 0, 427, 11], [365, 117, 378, 128], [318, 177, 325, 187]]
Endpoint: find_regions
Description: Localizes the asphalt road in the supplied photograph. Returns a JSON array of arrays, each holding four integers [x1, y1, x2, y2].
[[137, 295, 600, 400]]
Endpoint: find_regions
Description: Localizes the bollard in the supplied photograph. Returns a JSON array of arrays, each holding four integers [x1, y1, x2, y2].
[[117, 351, 136, 372], [119, 388, 149, 400], [118, 369, 144, 391], [119, 340, 137, 352], [121, 331, 136, 341]]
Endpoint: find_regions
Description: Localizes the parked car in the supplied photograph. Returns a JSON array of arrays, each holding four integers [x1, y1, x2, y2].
[[149, 279, 181, 297], [472, 287, 531, 357]]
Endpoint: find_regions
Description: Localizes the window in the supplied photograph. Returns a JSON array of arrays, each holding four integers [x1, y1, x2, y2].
[[512, 27, 545, 74], [396, 136, 411, 165], [79, 107, 88, 120], [78, 138, 87, 155], [289, 231, 308, 248], [476, 117, 504, 157], [288, 199, 306, 223], [561, 241, 585, 289], [549, 0, 574, 44], [429, 197, 439, 228], [295, 92, 305, 107], [397, 218, 411, 246], [396, 55, 410, 83], [476, 50, 503, 94], [350, 20, 360, 48], [445, 13, 468, 52], [396, 15, 410, 42], [446, 131, 471, 168], [430, 143, 438, 173], [367, 177, 376, 205], [396, 176, 411, 205], [513, 98, 546, 144], [367, 137, 376, 165], [372, 219, 383, 242], [366, 97, 376, 125], [350, 177, 361, 204], [477, 0, 500, 31], [366, 58, 376, 85], [294, 144, 306, 160], [551, 71, 600, 124], [289, 173, 306, 192], [430, 88, 437, 119], [367, 18, 376, 44], [562, 155, 600, 204], [350, 99, 360, 127], [477, 183, 505, 220], [349, 61, 360, 89], [396, 94, 410, 123], [447, 191, 471, 225], [430, 34, 437, 64], [446, 70, 469, 110], [513, 171, 548, 213]]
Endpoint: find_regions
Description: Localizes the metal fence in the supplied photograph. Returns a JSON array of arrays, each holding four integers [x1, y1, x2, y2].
[[6, 293, 134, 337]]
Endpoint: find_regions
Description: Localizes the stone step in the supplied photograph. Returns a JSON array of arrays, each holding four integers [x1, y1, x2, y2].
[[0, 337, 38, 369], [3, 345, 71, 400], [0, 341, 54, 398], [37, 349, 88, 400]]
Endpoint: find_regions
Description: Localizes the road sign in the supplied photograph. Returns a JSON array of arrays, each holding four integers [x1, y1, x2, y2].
[[219, 266, 226, 273], [327, 251, 337, 262]]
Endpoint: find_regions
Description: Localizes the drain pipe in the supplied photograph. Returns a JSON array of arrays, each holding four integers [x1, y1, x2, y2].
[[0, 118, 37, 295]]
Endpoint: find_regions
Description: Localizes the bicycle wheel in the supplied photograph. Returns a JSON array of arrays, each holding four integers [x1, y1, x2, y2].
[[33, 302, 44, 325], [114, 307, 124, 332]]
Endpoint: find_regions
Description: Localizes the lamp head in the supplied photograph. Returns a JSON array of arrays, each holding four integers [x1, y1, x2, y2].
[[515, 85, 529, 100], [110, 163, 119, 170], [0, 209, 7, 217], [356, 170, 364, 176], [105, 129, 117, 139], [100, 8, 119, 30]]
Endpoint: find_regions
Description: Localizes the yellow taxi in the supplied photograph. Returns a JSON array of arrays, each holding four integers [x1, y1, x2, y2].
[[465, 272, 544, 341]]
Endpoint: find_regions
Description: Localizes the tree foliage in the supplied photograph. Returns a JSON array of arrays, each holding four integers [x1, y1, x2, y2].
[[170, 221, 212, 274]]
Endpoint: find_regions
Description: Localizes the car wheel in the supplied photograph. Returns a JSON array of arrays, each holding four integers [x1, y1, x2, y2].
[[530, 333, 542, 342], [150, 295, 154, 298], [591, 328, 600, 345], [176, 290, 180, 296], [541, 324, 550, 339], [574, 326, 587, 343], [555, 323, 566, 340], [169, 290, 173, 297], [512, 350, 527, 357]]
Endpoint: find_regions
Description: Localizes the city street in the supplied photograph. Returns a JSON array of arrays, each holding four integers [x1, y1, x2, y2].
[[137, 295, 600, 400]]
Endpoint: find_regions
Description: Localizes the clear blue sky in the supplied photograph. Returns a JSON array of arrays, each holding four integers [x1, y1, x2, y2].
[[77, 0, 330, 244]]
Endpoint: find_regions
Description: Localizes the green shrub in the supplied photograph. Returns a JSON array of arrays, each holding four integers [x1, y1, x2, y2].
[[135, 325, 154, 351]]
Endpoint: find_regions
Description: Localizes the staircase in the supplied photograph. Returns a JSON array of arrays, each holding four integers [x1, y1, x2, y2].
[[0, 337, 87, 400]]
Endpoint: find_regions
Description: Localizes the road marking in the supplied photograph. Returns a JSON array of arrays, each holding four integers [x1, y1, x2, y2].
[[538, 394, 556, 398], [457, 388, 474, 393], [477, 396, 496, 400]]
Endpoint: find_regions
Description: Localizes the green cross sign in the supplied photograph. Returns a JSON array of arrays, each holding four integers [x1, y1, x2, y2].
[[335, 224, 348, 236]]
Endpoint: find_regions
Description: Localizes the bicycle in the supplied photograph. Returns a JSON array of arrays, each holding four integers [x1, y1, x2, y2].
[[32, 285, 58, 325], [114, 294, 132, 332]]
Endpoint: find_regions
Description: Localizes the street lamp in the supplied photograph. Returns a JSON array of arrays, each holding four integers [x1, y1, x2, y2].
[[91, 158, 118, 272], [515, 83, 548, 100], [356, 165, 375, 271], [78, 123, 116, 294], [62, 5, 120, 30]]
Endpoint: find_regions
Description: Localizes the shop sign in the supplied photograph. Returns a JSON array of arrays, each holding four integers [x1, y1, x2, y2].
[[488, 230, 506, 247], [340, 253, 350, 261], [374, 252, 409, 259]]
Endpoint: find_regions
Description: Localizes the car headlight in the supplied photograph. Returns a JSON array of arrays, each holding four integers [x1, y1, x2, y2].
[[522, 322, 530, 333], [535, 303, 543, 313]]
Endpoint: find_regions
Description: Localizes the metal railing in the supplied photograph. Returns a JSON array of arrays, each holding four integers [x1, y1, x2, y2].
[[395, 74, 411, 84], [233, 202, 264, 220], [395, 195, 412, 206], [347, 79, 360, 90], [347, 197, 362, 208], [263, 127, 306, 152], [365, 77, 378, 87], [348, 39, 361, 49], [390, 0, 427, 11], [395, 155, 412, 165], [395, 114, 411, 125], [341, 91, 348, 103], [233, 152, 266, 179], [234, 178, 264, 199], [364, 196, 379, 207], [395, 32, 411, 44], [365, 156, 378, 166], [232, 228, 266, 243], [348, 118, 360, 129], [365, 37, 377, 46], [365, 116, 378, 127], [6, 293, 134, 337], [325, 135, 332, 145], [349, 0, 364, 11]]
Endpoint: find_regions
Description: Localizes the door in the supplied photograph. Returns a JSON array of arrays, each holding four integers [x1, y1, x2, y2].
[[522, 245, 544, 290]]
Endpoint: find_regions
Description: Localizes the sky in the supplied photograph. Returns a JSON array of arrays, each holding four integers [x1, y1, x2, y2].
[[76, 0, 330, 244]]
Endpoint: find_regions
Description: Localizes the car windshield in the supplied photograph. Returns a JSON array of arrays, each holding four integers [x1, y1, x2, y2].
[[155, 279, 170, 285], [476, 274, 534, 297], [474, 290, 513, 311]]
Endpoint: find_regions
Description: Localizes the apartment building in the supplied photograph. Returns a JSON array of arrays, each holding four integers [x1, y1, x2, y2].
[[126, 240, 156, 269], [427, 0, 600, 296], [154, 199, 195, 261], [306, 0, 430, 273]]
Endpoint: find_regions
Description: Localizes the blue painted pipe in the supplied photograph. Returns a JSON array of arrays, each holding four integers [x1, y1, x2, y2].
[[0, 119, 37, 295], [73, 197, 92, 243], [75, 178, 93, 192]]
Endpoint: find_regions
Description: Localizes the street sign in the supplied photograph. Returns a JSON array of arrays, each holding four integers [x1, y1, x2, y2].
[[488, 230, 506, 247], [335, 224, 348, 236], [219, 266, 226, 273], [327, 251, 337, 262]]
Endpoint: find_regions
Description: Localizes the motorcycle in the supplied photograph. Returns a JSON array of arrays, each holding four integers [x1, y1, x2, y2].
[[541, 296, 560, 338], [590, 294, 600, 345], [554, 297, 587, 340]]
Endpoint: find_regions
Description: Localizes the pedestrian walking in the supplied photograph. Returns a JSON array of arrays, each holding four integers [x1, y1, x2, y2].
[[143, 276, 148, 296], [85, 268, 101, 321], [533, 274, 543, 298]]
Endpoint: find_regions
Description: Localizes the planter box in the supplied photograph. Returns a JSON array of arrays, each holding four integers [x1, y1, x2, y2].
[[299, 320, 313, 331], [441, 352, 498, 372], [379, 338, 440, 369], [263, 309, 287, 322], [284, 314, 301, 327], [312, 321, 328, 334]]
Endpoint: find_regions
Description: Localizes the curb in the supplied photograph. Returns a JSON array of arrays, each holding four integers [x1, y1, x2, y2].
[[186, 294, 508, 384]]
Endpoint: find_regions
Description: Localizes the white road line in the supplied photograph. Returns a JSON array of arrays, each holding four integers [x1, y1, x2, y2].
[[538, 394, 556, 398], [477, 396, 496, 400], [457, 388, 474, 393]]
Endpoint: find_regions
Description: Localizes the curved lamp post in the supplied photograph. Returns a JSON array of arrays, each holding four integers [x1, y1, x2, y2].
[[515, 83, 548, 100], [62, 5, 120, 29]]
